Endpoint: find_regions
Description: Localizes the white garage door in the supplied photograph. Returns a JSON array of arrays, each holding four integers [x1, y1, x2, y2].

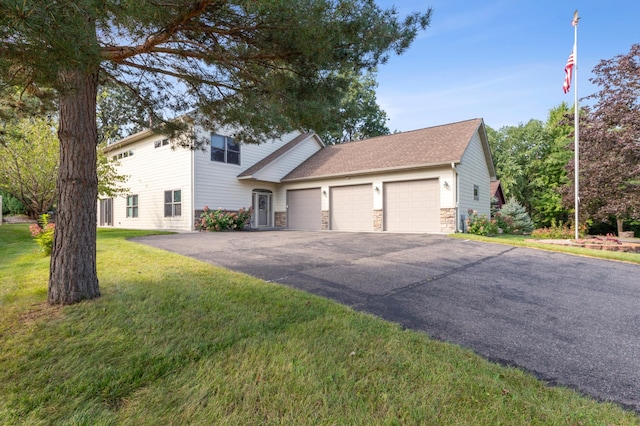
[[330, 184, 373, 231], [384, 179, 440, 233], [287, 188, 321, 230]]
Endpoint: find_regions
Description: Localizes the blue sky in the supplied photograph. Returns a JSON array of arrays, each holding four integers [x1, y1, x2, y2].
[[374, 1, 639, 132]]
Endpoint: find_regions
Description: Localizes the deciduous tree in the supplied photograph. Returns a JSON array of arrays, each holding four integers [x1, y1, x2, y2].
[[487, 103, 573, 228], [319, 69, 390, 145], [0, 117, 59, 218], [563, 44, 640, 235], [0, 1, 431, 304]]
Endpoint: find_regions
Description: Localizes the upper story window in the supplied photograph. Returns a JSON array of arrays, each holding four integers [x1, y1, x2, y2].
[[154, 138, 170, 148], [211, 134, 240, 165], [111, 150, 134, 161], [473, 184, 480, 201]]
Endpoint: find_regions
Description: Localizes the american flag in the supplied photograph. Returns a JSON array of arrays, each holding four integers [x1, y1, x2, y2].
[[563, 50, 575, 94]]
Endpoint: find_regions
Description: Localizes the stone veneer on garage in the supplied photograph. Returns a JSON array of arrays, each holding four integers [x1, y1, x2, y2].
[[274, 211, 287, 228], [373, 209, 383, 232], [273, 208, 457, 233], [440, 208, 457, 233], [321, 210, 330, 230]]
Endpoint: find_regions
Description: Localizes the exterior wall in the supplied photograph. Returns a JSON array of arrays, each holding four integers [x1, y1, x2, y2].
[[252, 136, 323, 182], [457, 130, 492, 229], [99, 134, 194, 230], [192, 129, 323, 229], [279, 166, 453, 233], [277, 167, 452, 212]]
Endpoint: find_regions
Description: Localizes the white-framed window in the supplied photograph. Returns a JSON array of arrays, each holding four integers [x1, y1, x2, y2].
[[473, 184, 480, 201], [164, 190, 181, 217], [112, 150, 134, 161], [126, 194, 139, 218], [154, 138, 170, 148], [211, 134, 240, 165]]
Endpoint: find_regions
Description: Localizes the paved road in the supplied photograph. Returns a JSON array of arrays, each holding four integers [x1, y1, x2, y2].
[[133, 231, 640, 411]]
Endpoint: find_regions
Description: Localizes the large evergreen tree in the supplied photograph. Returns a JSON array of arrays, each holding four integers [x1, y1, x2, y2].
[[0, 1, 431, 304]]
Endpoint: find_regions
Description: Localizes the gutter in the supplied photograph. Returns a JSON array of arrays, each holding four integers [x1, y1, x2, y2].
[[452, 162, 460, 232]]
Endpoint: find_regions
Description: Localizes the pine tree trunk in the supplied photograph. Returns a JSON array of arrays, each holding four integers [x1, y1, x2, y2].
[[48, 68, 100, 305]]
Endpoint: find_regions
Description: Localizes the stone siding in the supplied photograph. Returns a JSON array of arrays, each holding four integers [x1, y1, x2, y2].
[[274, 211, 287, 228], [440, 208, 457, 233], [373, 209, 383, 232], [321, 210, 330, 230]]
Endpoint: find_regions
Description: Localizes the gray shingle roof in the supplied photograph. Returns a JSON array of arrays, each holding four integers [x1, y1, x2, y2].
[[283, 118, 485, 181]]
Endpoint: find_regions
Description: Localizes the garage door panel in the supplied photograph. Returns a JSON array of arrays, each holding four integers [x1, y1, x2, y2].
[[384, 180, 439, 233], [287, 188, 321, 230], [330, 184, 373, 231]]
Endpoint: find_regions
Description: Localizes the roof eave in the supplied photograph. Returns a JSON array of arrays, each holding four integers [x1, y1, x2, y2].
[[103, 129, 155, 153], [282, 161, 458, 182]]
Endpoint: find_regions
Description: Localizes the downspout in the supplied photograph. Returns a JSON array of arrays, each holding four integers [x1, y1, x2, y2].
[[452, 162, 460, 232], [191, 147, 195, 230]]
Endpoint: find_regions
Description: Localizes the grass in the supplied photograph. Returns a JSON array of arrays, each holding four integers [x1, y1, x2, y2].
[[1, 224, 638, 425], [449, 233, 640, 264]]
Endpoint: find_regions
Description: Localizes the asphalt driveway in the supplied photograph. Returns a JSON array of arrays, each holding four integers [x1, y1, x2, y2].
[[133, 231, 640, 411]]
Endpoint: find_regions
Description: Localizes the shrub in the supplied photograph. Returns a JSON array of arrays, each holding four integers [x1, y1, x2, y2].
[[197, 206, 253, 231], [492, 211, 515, 234], [531, 219, 585, 239], [499, 198, 534, 234], [29, 214, 55, 255], [466, 209, 498, 236], [0, 190, 27, 215]]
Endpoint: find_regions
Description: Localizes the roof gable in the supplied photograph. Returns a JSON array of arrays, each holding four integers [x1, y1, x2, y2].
[[283, 118, 486, 181], [237, 133, 322, 179]]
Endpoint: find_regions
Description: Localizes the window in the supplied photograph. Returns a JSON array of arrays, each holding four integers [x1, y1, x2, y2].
[[126, 194, 139, 218], [473, 185, 480, 201], [154, 138, 170, 148], [211, 134, 240, 165], [164, 190, 181, 217]]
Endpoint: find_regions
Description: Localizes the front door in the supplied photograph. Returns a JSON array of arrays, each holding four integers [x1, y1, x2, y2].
[[99, 198, 113, 226], [252, 190, 272, 227]]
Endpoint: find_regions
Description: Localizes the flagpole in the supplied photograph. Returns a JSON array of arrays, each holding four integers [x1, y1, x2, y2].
[[573, 12, 580, 240]]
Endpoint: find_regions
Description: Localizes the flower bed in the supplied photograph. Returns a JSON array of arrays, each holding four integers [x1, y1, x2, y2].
[[527, 236, 640, 253]]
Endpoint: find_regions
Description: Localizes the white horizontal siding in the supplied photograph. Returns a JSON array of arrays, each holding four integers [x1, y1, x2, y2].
[[193, 129, 301, 211], [99, 135, 193, 230], [253, 136, 322, 182]]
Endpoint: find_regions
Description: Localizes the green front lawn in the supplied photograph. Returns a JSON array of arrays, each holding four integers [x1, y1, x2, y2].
[[450, 233, 640, 264], [1, 224, 638, 424]]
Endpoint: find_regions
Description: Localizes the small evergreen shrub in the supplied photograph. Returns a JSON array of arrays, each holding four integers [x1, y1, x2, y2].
[[29, 214, 55, 255], [0, 191, 27, 215], [499, 198, 534, 234], [197, 206, 252, 231], [466, 209, 498, 236]]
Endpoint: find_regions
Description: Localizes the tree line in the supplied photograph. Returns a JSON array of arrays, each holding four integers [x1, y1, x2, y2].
[[487, 44, 640, 236]]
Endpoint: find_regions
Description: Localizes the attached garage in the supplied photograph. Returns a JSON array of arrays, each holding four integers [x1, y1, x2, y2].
[[384, 179, 440, 233], [287, 188, 321, 230], [281, 118, 496, 234], [330, 184, 373, 231]]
